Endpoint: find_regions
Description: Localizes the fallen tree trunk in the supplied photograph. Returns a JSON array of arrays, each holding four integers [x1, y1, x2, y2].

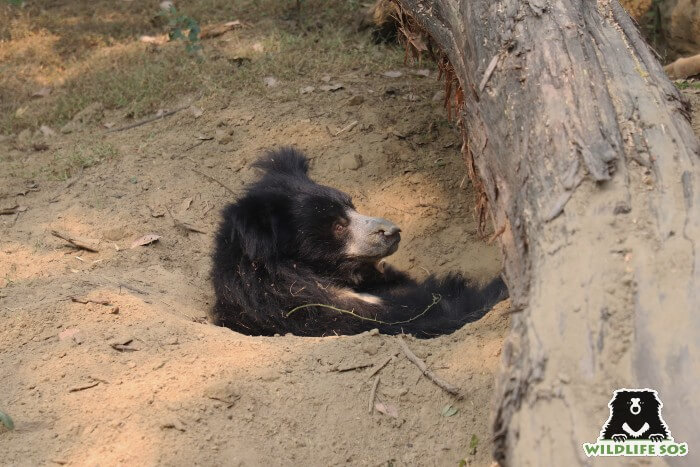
[[396, 0, 700, 464]]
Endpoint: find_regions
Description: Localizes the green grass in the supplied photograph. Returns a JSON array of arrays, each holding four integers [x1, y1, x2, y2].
[[675, 81, 700, 90], [22, 142, 122, 181], [0, 0, 404, 134]]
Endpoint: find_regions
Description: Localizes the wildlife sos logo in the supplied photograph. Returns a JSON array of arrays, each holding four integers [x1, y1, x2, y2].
[[583, 388, 688, 457]]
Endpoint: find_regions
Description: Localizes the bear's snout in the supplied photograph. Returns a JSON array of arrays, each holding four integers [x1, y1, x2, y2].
[[345, 211, 402, 259], [630, 397, 642, 415]]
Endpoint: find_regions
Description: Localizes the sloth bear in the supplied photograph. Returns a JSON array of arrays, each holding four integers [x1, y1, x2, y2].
[[601, 389, 670, 442], [211, 147, 507, 337]]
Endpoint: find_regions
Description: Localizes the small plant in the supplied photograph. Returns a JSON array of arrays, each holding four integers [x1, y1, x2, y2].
[[675, 81, 700, 91], [160, 5, 202, 56]]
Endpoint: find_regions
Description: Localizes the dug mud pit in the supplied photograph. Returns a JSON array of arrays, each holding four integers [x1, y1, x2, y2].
[[0, 24, 510, 466]]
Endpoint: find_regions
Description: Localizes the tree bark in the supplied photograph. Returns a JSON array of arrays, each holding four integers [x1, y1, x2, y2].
[[396, 0, 700, 465]]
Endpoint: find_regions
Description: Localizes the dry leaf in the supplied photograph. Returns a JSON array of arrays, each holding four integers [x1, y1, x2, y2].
[[180, 197, 193, 212], [382, 71, 403, 78], [300, 86, 315, 94], [191, 106, 204, 118], [252, 42, 264, 52], [374, 402, 399, 418], [139, 34, 169, 45], [39, 125, 56, 137], [31, 87, 51, 98], [131, 234, 161, 248], [263, 76, 278, 87], [321, 75, 331, 82], [200, 20, 242, 39], [320, 84, 344, 92], [441, 404, 459, 417]]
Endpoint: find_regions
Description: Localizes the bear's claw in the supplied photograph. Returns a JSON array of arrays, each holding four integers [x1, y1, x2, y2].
[[612, 434, 627, 443], [649, 434, 665, 442]]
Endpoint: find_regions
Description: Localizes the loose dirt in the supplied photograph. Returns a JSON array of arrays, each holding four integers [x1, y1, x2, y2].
[[0, 46, 510, 467], [1, 2, 698, 464]]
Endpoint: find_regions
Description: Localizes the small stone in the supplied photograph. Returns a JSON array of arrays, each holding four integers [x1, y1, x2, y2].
[[613, 202, 631, 215], [339, 153, 363, 171], [347, 95, 365, 106]]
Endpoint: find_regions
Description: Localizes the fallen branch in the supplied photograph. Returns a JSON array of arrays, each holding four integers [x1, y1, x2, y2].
[[334, 363, 374, 372], [51, 230, 100, 252], [367, 355, 394, 379], [368, 376, 380, 414], [191, 168, 237, 195], [333, 120, 358, 136], [70, 297, 112, 306], [0, 205, 27, 215], [68, 381, 100, 393], [106, 106, 188, 133], [397, 335, 462, 398]]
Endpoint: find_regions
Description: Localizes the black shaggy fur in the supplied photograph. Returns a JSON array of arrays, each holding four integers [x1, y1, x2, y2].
[[601, 389, 670, 442], [211, 147, 508, 337]]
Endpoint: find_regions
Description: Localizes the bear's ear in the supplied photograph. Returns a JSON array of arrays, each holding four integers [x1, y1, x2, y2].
[[253, 147, 309, 177], [229, 194, 291, 261]]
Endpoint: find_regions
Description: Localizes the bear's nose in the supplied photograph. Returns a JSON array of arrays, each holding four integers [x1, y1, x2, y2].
[[378, 225, 401, 237], [369, 218, 400, 237]]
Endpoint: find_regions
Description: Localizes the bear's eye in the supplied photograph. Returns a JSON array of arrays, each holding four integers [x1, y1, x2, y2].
[[333, 220, 347, 234]]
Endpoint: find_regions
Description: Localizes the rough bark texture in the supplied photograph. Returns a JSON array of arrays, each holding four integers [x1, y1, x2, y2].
[[397, 0, 700, 465]]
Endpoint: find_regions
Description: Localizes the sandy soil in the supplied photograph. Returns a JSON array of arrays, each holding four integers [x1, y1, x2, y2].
[[0, 63, 509, 465], [2, 0, 697, 462]]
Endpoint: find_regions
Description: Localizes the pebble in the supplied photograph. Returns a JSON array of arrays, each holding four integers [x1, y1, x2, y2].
[[338, 153, 363, 170]]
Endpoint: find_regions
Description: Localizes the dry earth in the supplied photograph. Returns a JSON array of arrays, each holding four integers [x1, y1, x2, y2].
[[1, 1, 698, 465], [0, 17, 507, 466]]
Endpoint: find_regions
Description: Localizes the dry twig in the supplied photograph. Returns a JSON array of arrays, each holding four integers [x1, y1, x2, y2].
[[68, 381, 100, 393], [51, 230, 100, 252], [368, 376, 380, 414], [106, 106, 188, 133], [397, 335, 462, 398], [71, 297, 112, 306], [191, 168, 236, 195], [367, 355, 394, 380]]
